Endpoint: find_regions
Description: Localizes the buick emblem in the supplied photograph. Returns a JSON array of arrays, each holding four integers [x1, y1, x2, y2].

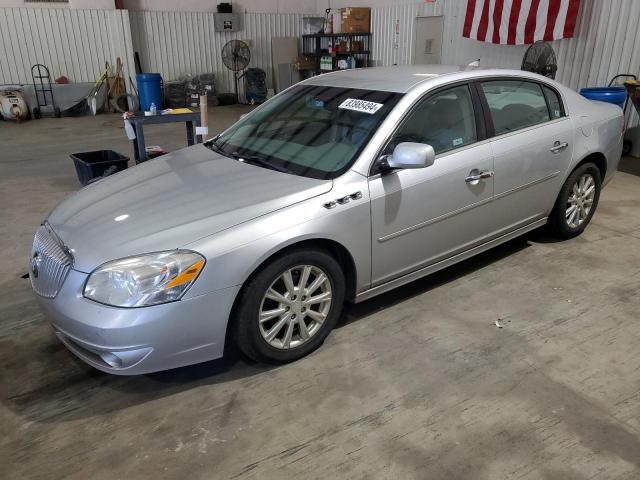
[[31, 252, 41, 278]]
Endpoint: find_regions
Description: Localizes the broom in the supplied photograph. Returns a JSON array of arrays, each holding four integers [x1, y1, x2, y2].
[[63, 66, 109, 117]]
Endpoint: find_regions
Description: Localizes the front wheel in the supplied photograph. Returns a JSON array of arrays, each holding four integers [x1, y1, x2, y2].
[[548, 162, 601, 238], [232, 249, 346, 364]]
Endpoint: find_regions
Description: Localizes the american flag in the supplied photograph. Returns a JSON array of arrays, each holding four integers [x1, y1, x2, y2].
[[462, 0, 581, 45]]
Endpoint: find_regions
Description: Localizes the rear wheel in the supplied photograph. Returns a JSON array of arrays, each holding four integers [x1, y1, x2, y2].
[[232, 249, 345, 363], [548, 162, 601, 238]]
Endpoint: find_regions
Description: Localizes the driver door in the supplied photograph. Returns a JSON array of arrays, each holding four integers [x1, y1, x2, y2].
[[368, 83, 495, 286]]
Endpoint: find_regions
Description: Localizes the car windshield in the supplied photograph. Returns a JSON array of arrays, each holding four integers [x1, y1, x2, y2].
[[207, 85, 403, 179]]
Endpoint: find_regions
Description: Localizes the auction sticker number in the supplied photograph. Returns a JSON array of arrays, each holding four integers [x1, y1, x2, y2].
[[339, 98, 384, 114]]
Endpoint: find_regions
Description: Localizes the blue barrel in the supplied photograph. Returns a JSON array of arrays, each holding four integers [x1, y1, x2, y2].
[[579, 87, 627, 108], [136, 73, 162, 111]]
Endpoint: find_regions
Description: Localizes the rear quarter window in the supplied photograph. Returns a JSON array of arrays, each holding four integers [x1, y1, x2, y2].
[[542, 85, 564, 119]]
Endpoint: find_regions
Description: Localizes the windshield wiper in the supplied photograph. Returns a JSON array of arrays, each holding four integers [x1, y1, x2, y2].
[[230, 151, 292, 174], [205, 137, 226, 154]]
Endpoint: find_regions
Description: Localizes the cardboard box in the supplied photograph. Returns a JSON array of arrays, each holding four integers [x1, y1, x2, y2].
[[340, 7, 370, 33], [294, 55, 316, 71]]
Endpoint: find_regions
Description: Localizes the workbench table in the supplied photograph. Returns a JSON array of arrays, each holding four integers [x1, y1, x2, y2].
[[128, 112, 202, 163]]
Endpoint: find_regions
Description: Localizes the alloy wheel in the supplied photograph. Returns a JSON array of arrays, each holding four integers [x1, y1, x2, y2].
[[566, 173, 596, 229], [258, 265, 332, 350]]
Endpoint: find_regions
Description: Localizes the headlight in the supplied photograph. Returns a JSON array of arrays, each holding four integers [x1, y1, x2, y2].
[[83, 250, 205, 307]]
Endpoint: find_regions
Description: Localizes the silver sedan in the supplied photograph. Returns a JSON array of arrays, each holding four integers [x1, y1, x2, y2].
[[30, 65, 624, 374]]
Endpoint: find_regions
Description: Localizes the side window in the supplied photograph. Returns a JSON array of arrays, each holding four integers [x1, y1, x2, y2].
[[542, 85, 564, 119], [481, 80, 551, 135], [386, 85, 477, 155]]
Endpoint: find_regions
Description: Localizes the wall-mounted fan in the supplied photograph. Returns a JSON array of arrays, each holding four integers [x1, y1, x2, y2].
[[222, 40, 251, 103], [521, 41, 558, 79]]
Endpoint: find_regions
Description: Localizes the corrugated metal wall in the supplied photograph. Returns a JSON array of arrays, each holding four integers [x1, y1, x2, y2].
[[370, 0, 640, 126], [0, 7, 303, 96], [0, 8, 136, 86], [371, 3, 422, 66], [1, 2, 638, 123], [129, 11, 303, 94]]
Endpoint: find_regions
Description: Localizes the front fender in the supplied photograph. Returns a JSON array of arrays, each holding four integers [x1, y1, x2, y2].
[[183, 171, 371, 299]]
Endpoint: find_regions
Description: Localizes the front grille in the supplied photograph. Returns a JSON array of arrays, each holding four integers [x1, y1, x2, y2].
[[30, 224, 73, 298]]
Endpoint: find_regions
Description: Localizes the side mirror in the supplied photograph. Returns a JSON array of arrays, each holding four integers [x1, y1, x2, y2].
[[384, 142, 435, 170]]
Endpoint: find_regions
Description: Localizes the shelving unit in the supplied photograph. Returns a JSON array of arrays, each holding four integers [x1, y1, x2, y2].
[[301, 33, 372, 75]]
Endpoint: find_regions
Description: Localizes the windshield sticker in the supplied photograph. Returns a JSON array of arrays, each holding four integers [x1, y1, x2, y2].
[[339, 98, 384, 114], [453, 138, 463, 146]]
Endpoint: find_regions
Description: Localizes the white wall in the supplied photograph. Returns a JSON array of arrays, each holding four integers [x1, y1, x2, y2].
[[123, 0, 405, 13], [367, 0, 640, 126], [0, 0, 318, 11], [319, 0, 423, 8], [129, 10, 302, 92], [120, 0, 422, 13], [0, 0, 114, 8], [1, 0, 638, 124], [123, 0, 317, 13], [0, 8, 135, 85]]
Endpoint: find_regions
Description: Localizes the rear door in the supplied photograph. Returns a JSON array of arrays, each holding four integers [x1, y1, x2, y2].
[[478, 79, 574, 233]]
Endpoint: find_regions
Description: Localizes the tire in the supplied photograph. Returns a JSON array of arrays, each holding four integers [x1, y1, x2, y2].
[[54, 107, 61, 118], [547, 162, 601, 239], [232, 248, 346, 364], [32, 108, 41, 120], [622, 140, 632, 156]]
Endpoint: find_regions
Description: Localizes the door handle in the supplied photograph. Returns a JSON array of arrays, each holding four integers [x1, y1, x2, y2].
[[465, 169, 494, 183], [550, 141, 569, 153]]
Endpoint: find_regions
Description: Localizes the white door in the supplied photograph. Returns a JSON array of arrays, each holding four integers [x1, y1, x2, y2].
[[413, 16, 444, 65]]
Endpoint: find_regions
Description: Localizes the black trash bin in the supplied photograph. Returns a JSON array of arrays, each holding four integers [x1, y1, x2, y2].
[[70, 150, 129, 186]]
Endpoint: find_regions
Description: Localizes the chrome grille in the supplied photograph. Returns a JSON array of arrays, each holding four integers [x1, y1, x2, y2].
[[30, 224, 73, 298]]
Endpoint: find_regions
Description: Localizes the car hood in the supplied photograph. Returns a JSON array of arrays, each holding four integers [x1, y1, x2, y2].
[[47, 145, 333, 273]]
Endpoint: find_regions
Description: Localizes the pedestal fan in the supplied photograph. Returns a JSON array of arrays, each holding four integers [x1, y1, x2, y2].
[[521, 41, 558, 79], [221, 40, 251, 103]]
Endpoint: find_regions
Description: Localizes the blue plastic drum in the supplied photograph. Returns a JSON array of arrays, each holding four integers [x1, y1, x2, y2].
[[136, 73, 162, 111], [579, 86, 627, 108]]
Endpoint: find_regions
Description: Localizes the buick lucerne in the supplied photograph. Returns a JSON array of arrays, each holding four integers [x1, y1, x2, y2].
[[30, 66, 623, 374]]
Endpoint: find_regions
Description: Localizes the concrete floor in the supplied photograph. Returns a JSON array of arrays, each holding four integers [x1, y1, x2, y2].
[[1, 109, 640, 480]]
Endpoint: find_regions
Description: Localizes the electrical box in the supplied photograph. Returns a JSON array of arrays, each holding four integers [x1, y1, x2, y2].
[[214, 13, 241, 32]]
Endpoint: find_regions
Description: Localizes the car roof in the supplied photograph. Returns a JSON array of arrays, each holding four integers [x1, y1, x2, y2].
[[302, 65, 549, 93]]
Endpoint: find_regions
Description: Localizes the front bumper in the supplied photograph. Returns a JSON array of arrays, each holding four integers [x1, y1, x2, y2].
[[35, 269, 240, 375]]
